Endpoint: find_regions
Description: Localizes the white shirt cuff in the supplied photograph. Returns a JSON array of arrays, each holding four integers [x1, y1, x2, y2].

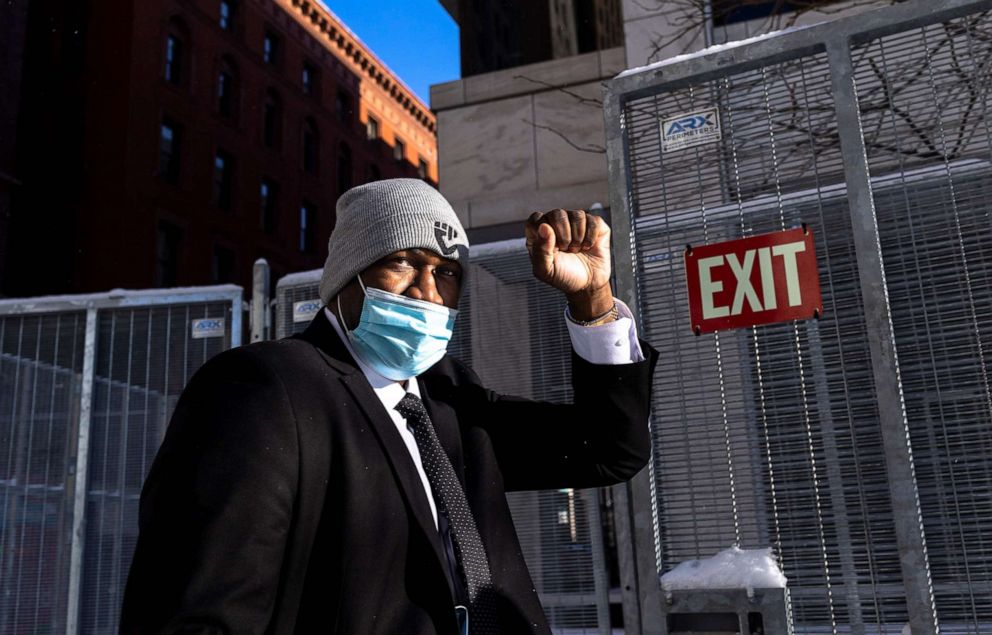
[[565, 299, 645, 365]]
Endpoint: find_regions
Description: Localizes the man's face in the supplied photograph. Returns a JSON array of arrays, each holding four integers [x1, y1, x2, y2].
[[335, 248, 463, 330]]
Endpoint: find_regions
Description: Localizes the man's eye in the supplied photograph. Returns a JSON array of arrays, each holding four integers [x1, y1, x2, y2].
[[437, 267, 460, 278]]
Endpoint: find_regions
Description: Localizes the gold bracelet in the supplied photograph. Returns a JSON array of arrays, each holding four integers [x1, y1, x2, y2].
[[568, 303, 619, 327]]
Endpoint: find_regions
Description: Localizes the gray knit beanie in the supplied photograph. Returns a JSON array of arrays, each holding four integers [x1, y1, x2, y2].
[[318, 178, 469, 305]]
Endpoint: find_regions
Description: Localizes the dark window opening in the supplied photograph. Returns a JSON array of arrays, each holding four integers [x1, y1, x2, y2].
[[366, 116, 379, 141], [367, 164, 381, 183], [260, 179, 277, 234], [156, 222, 183, 287], [217, 57, 239, 119], [417, 158, 428, 180], [219, 0, 237, 31], [302, 118, 319, 175], [164, 34, 183, 84], [212, 244, 236, 283], [214, 150, 234, 211], [336, 90, 353, 124], [337, 143, 352, 195], [300, 202, 316, 253], [302, 61, 319, 98], [159, 119, 182, 184], [263, 30, 280, 65], [393, 137, 405, 162], [263, 90, 281, 148]]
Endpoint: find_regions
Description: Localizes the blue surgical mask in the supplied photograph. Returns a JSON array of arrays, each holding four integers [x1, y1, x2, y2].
[[337, 277, 457, 381]]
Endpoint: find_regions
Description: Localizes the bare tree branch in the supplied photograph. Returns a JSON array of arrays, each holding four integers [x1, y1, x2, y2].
[[511, 75, 603, 107], [522, 119, 607, 154]]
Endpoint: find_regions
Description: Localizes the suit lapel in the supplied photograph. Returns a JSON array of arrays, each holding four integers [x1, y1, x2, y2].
[[296, 312, 449, 571]]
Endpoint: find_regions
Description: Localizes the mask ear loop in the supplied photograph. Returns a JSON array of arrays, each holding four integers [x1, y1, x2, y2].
[[336, 275, 369, 331]]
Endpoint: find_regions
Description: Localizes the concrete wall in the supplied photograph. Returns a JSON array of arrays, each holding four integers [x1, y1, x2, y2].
[[431, 47, 624, 233]]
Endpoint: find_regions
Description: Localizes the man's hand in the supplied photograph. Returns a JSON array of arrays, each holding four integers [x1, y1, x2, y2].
[[525, 209, 615, 322]]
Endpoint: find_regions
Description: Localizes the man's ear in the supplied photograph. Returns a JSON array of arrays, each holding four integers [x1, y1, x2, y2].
[[334, 279, 364, 330]]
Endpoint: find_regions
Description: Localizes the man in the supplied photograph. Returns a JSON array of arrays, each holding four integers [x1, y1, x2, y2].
[[121, 179, 656, 634]]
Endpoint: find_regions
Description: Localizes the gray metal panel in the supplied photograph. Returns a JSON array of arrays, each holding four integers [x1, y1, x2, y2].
[[78, 299, 238, 632], [603, 0, 992, 632], [826, 35, 938, 635], [274, 270, 322, 338], [447, 239, 615, 634], [0, 311, 87, 634], [0, 287, 243, 634], [853, 13, 992, 630]]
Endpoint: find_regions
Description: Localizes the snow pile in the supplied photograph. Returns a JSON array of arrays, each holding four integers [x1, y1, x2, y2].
[[276, 269, 322, 287], [616, 24, 817, 79], [660, 546, 787, 591]]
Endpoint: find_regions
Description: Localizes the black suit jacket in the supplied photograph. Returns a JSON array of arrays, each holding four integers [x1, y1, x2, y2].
[[121, 312, 657, 634]]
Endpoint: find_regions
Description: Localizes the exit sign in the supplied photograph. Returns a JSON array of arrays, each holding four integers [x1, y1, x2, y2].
[[684, 227, 823, 335]]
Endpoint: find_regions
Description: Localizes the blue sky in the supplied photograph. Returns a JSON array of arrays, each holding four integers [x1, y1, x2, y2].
[[321, 1, 461, 105]]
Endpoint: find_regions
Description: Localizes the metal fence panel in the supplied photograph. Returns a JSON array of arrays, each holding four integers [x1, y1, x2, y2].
[[80, 299, 240, 633], [603, 0, 992, 633], [447, 240, 612, 634], [0, 287, 242, 635], [0, 312, 87, 634], [854, 14, 992, 629]]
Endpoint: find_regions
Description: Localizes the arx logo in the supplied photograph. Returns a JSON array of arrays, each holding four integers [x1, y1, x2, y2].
[[434, 221, 458, 256], [665, 112, 717, 136], [295, 301, 321, 315]]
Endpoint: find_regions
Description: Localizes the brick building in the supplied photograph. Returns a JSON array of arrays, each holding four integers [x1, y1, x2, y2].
[[4, 0, 437, 297]]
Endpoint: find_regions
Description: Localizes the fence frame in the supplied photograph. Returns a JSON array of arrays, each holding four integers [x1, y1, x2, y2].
[[0, 285, 242, 634], [602, 0, 992, 632]]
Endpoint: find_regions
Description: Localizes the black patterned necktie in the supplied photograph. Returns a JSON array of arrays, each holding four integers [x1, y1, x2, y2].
[[395, 393, 500, 635]]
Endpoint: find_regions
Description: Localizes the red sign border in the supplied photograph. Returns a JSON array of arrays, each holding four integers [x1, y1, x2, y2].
[[683, 226, 823, 335]]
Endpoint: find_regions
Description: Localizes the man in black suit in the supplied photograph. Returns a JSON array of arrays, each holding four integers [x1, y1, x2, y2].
[[121, 178, 656, 634]]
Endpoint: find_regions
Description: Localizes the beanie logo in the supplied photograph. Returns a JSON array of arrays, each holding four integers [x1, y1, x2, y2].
[[434, 221, 459, 256]]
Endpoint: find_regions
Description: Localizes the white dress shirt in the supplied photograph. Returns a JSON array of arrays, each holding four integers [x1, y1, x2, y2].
[[324, 300, 643, 526]]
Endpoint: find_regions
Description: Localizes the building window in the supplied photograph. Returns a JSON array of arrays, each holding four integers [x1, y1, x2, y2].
[[219, 0, 236, 31], [212, 244, 236, 283], [299, 202, 316, 253], [302, 61, 318, 98], [302, 118, 319, 175], [366, 116, 379, 141], [164, 34, 183, 84], [260, 179, 277, 234], [338, 143, 352, 195], [263, 30, 280, 66], [367, 164, 381, 183], [263, 89, 281, 148], [336, 90, 353, 124], [156, 222, 183, 287], [217, 57, 238, 119], [418, 157, 428, 180], [159, 119, 182, 184], [213, 150, 234, 211], [159, 119, 181, 182], [393, 137, 405, 162]]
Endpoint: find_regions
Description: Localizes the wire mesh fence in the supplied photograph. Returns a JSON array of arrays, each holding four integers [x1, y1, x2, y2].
[[0, 288, 242, 635], [604, 0, 992, 633]]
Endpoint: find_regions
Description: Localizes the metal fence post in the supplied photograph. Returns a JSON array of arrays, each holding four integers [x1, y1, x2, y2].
[[251, 258, 271, 343], [602, 84, 665, 635], [66, 306, 97, 635], [826, 36, 939, 635], [583, 489, 612, 635]]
